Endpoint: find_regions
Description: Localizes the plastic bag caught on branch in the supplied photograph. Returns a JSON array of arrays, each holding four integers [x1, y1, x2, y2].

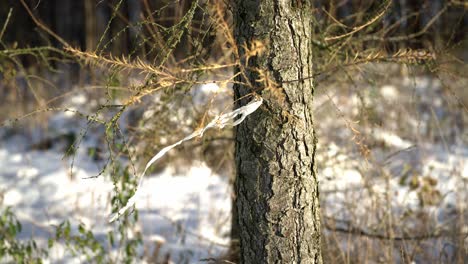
[[109, 96, 263, 222]]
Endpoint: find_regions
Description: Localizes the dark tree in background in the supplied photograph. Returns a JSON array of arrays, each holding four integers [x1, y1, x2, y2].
[[2, 0, 464, 53], [233, 0, 322, 263]]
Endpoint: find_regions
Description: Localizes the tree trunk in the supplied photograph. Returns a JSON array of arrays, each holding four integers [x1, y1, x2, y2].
[[84, 0, 97, 51], [233, 1, 322, 263]]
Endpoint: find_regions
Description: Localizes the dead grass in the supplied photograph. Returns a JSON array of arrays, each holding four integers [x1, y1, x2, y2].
[[315, 62, 468, 263]]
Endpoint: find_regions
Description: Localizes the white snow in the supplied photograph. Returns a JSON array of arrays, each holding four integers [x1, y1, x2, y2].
[[0, 86, 233, 262], [0, 139, 231, 262], [191, 83, 224, 106], [0, 76, 466, 262], [380, 85, 399, 100], [3, 189, 23, 206], [372, 128, 413, 149]]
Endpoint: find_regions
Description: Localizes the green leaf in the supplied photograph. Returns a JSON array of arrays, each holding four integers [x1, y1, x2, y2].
[[107, 231, 114, 246], [48, 238, 54, 248], [64, 222, 71, 239], [78, 224, 85, 234]]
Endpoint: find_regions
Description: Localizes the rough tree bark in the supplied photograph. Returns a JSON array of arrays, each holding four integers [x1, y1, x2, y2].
[[233, 0, 322, 263]]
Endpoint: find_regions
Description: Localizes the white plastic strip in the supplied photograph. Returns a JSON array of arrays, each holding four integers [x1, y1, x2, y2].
[[109, 96, 263, 222]]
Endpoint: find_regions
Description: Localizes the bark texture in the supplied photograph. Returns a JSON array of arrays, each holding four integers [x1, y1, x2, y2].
[[234, 1, 322, 263]]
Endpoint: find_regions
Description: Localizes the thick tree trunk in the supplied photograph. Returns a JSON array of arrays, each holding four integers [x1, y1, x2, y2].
[[233, 1, 322, 263]]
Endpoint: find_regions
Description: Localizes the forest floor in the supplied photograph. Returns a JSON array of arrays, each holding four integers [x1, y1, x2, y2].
[[0, 65, 467, 263]]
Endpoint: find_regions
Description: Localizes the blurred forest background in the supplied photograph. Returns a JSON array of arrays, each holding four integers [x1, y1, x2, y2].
[[0, 0, 466, 125], [0, 0, 467, 263]]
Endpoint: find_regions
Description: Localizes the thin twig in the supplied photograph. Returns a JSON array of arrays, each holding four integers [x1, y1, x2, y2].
[[19, 0, 70, 47], [0, 8, 13, 41]]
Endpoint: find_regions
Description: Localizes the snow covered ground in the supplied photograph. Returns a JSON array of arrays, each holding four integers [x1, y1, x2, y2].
[[0, 86, 233, 263], [0, 72, 467, 262], [0, 134, 231, 263], [314, 73, 467, 262]]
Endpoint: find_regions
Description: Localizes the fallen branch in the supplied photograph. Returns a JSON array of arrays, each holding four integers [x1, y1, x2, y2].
[[323, 218, 466, 241]]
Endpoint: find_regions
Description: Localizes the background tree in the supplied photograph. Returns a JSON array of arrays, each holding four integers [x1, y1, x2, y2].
[[233, 1, 322, 263]]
